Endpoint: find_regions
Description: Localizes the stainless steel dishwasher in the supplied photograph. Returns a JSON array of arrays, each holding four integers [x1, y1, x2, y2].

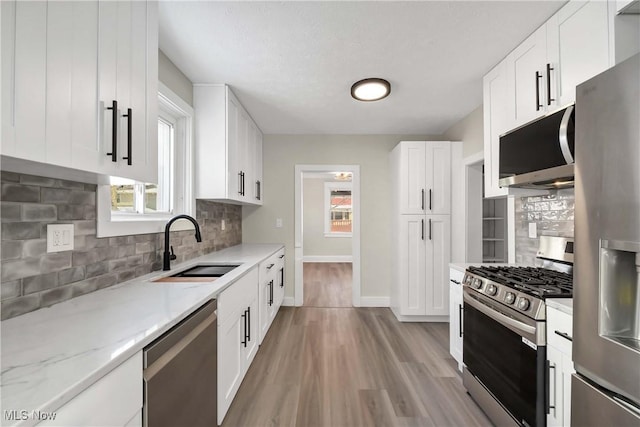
[[143, 299, 217, 427]]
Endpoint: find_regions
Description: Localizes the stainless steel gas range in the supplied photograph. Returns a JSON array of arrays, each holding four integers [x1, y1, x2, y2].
[[462, 236, 573, 427]]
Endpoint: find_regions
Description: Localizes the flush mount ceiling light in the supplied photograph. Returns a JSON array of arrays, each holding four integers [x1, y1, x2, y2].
[[350, 78, 391, 102]]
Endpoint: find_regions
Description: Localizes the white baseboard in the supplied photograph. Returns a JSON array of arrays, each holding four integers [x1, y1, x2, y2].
[[390, 306, 449, 322], [282, 297, 295, 306], [359, 297, 390, 307], [302, 255, 353, 263]]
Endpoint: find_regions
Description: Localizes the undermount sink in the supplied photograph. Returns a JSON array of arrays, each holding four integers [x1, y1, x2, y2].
[[170, 264, 241, 278]]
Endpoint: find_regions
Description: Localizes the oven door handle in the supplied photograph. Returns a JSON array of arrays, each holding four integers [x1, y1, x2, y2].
[[463, 292, 536, 337]]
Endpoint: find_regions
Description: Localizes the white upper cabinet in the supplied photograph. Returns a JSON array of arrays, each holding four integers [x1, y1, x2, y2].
[[546, 0, 612, 108], [397, 142, 451, 215], [194, 84, 264, 205], [506, 26, 548, 127], [483, 0, 613, 195], [483, 61, 510, 198], [1, 0, 158, 183]]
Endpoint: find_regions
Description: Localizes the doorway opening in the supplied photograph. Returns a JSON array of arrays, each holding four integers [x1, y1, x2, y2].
[[294, 165, 361, 307]]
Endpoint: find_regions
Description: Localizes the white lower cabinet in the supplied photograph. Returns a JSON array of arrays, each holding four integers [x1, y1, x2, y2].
[[259, 249, 285, 344], [36, 352, 142, 427], [546, 305, 575, 427], [217, 268, 259, 425], [448, 267, 464, 372]]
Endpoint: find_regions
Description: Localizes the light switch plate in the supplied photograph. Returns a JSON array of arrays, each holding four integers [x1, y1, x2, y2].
[[47, 224, 74, 253], [276, 218, 283, 228], [528, 222, 537, 239], [221, 219, 226, 231]]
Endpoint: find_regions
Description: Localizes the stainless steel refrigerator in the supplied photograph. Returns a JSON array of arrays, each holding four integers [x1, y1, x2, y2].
[[573, 53, 640, 425]]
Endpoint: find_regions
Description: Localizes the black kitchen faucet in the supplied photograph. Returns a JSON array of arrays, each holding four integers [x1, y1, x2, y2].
[[163, 214, 202, 270]]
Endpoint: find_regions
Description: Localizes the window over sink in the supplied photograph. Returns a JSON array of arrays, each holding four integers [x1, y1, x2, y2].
[[96, 82, 194, 237]]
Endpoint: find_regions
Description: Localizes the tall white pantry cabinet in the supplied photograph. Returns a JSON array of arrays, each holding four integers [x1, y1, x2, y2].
[[390, 141, 457, 322]]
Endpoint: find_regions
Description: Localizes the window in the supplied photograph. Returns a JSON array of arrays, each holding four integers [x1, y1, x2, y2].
[[324, 182, 353, 236], [96, 82, 194, 237]]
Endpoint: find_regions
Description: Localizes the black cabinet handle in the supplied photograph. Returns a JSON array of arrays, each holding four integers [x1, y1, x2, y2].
[[546, 63, 555, 106], [267, 263, 274, 270], [256, 180, 261, 200], [451, 279, 461, 285], [546, 360, 556, 414], [429, 219, 432, 241], [122, 108, 132, 165], [279, 254, 285, 259], [279, 267, 284, 287], [247, 306, 250, 342], [106, 100, 118, 162], [421, 189, 425, 210], [554, 330, 573, 341], [241, 172, 245, 196], [458, 304, 463, 337], [421, 219, 424, 241], [429, 189, 432, 210], [241, 309, 247, 347], [269, 280, 273, 306], [535, 71, 543, 111], [238, 172, 243, 196]]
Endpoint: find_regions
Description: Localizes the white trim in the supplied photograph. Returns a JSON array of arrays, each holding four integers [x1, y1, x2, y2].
[[390, 307, 449, 322], [359, 297, 390, 307], [295, 164, 361, 307], [302, 255, 353, 263], [282, 297, 295, 307]]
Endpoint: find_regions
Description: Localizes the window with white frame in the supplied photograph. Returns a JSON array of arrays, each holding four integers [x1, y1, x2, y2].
[[324, 181, 353, 237], [97, 83, 194, 237]]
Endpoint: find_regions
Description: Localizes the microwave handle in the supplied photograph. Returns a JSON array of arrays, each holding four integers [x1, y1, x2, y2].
[[558, 105, 574, 164]]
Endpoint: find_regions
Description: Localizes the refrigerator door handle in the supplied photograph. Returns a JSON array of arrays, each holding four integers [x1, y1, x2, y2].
[[558, 104, 574, 164]]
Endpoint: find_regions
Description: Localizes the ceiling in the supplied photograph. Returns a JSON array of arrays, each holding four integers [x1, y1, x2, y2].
[[159, 1, 565, 135]]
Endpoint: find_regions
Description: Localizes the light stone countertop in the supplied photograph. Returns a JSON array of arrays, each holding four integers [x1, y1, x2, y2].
[[546, 298, 573, 315], [0, 243, 283, 427]]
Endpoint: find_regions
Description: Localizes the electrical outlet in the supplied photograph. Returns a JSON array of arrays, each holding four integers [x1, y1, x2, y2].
[[528, 222, 537, 239], [276, 218, 283, 228], [47, 224, 74, 253], [221, 219, 226, 231]]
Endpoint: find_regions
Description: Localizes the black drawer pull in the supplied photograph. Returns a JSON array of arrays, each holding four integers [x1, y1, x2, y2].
[[106, 100, 118, 162], [122, 108, 132, 165], [451, 279, 461, 285], [554, 330, 572, 341]]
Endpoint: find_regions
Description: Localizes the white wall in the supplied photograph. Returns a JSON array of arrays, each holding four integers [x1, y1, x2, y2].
[[159, 50, 193, 106], [242, 134, 441, 299], [303, 177, 351, 257], [443, 105, 483, 157]]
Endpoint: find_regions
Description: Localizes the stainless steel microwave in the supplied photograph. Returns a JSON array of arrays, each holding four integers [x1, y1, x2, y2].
[[499, 105, 575, 189]]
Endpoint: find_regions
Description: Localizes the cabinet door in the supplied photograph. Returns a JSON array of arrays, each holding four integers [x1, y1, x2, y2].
[[218, 316, 244, 425], [259, 278, 271, 343], [242, 297, 259, 370], [398, 215, 426, 315], [483, 62, 509, 198], [425, 142, 451, 215], [6, 1, 47, 162], [547, 345, 564, 427], [546, 0, 611, 108], [226, 90, 241, 201], [507, 26, 547, 127], [425, 215, 451, 316], [398, 142, 427, 215], [561, 352, 575, 427], [127, 0, 158, 183], [254, 127, 264, 204], [449, 280, 463, 370], [237, 108, 250, 202]]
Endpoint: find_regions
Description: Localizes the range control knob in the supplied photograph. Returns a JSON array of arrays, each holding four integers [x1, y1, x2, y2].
[[472, 278, 483, 289], [504, 292, 516, 305], [517, 297, 531, 311], [486, 284, 498, 296], [464, 275, 473, 285]]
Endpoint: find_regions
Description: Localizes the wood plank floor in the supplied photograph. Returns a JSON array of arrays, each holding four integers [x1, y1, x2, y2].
[[303, 263, 352, 308], [221, 307, 491, 427]]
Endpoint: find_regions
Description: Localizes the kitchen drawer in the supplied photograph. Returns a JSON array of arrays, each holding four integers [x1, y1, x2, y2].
[[217, 268, 258, 326], [37, 352, 142, 426], [547, 306, 573, 355], [449, 267, 464, 285], [260, 253, 279, 280]]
